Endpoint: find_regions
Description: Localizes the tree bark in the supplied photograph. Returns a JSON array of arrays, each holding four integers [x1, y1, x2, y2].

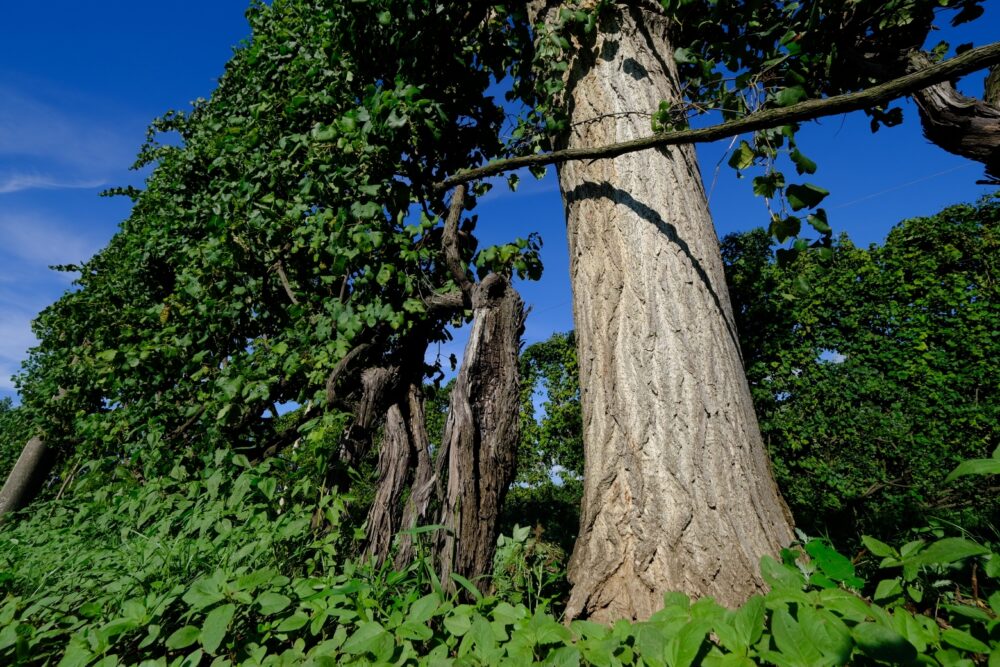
[[910, 53, 1000, 181], [436, 273, 526, 589], [533, 4, 794, 621], [0, 436, 52, 519]]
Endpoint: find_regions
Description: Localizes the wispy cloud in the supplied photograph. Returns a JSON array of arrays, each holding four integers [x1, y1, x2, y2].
[[0, 172, 106, 195], [0, 85, 137, 174], [0, 212, 104, 268]]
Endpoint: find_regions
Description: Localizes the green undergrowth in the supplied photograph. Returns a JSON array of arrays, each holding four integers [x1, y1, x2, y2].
[[1, 452, 998, 666]]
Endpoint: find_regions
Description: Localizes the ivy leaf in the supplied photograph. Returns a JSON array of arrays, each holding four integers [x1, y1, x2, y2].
[[770, 216, 801, 242], [728, 141, 755, 171], [786, 183, 829, 211], [790, 149, 816, 174]]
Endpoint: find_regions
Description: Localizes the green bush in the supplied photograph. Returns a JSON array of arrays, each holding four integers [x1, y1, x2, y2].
[[724, 198, 1000, 545]]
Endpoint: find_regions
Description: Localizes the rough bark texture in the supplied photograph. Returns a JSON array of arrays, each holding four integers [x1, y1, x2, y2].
[[0, 437, 51, 519], [436, 274, 526, 588], [534, 4, 795, 621], [910, 54, 1000, 181], [365, 386, 426, 561]]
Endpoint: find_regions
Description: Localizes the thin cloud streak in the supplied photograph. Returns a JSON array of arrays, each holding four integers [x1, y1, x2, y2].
[[0, 172, 106, 195]]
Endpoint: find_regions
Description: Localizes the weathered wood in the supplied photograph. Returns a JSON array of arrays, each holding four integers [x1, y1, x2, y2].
[[910, 53, 1000, 180], [436, 274, 526, 588], [0, 437, 52, 519]]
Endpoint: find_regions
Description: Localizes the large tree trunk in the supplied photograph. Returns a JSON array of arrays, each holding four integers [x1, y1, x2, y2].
[[533, 3, 795, 621]]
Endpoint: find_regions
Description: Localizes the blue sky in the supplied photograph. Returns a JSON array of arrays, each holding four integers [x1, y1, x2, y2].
[[1, 2, 997, 401]]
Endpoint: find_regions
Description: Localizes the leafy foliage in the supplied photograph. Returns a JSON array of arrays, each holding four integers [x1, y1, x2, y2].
[[13, 0, 539, 471], [2, 452, 998, 664], [725, 197, 1000, 545]]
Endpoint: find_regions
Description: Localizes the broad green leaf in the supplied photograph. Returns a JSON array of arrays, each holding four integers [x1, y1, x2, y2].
[[257, 592, 292, 616], [907, 538, 988, 568], [790, 149, 816, 174], [760, 555, 805, 590], [200, 603, 234, 655], [341, 621, 392, 657], [941, 628, 990, 653], [945, 458, 1000, 482], [165, 625, 200, 650], [873, 578, 903, 602], [728, 141, 755, 171], [786, 183, 829, 211], [664, 619, 711, 667], [775, 85, 807, 107], [862, 536, 897, 559], [851, 622, 917, 664], [733, 595, 766, 648], [771, 609, 824, 667], [407, 593, 440, 624], [275, 612, 309, 633]]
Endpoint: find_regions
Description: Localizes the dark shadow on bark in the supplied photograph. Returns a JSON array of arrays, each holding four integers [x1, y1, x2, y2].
[[563, 180, 743, 355]]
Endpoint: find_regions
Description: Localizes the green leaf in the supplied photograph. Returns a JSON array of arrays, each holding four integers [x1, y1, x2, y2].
[[873, 577, 903, 602], [775, 86, 807, 107], [200, 603, 235, 655], [165, 625, 200, 650], [941, 628, 990, 653], [760, 555, 805, 590], [790, 149, 816, 175], [771, 609, 824, 667], [449, 572, 483, 601], [851, 622, 917, 664], [907, 538, 988, 568], [770, 216, 801, 243], [945, 458, 1000, 482], [728, 141, 755, 171], [664, 620, 710, 667], [407, 593, 441, 624], [786, 183, 829, 211], [733, 595, 766, 648], [341, 621, 393, 661], [862, 536, 897, 559], [275, 612, 309, 633], [806, 209, 832, 235], [257, 592, 292, 615]]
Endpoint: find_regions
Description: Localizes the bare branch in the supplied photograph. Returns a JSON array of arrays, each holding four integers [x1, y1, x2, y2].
[[433, 40, 1000, 191], [273, 259, 299, 305], [442, 184, 474, 295]]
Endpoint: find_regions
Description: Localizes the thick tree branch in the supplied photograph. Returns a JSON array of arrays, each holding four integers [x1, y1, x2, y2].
[[442, 184, 474, 295], [325, 342, 371, 405], [909, 53, 1000, 180], [434, 40, 1000, 191]]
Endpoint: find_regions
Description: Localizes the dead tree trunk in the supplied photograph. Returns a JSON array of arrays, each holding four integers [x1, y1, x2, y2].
[[0, 436, 52, 519], [436, 273, 526, 588]]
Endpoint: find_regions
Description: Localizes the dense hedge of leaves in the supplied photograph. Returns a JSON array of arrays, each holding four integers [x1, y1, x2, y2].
[[510, 198, 998, 550], [1, 450, 998, 665], [724, 197, 1000, 545]]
